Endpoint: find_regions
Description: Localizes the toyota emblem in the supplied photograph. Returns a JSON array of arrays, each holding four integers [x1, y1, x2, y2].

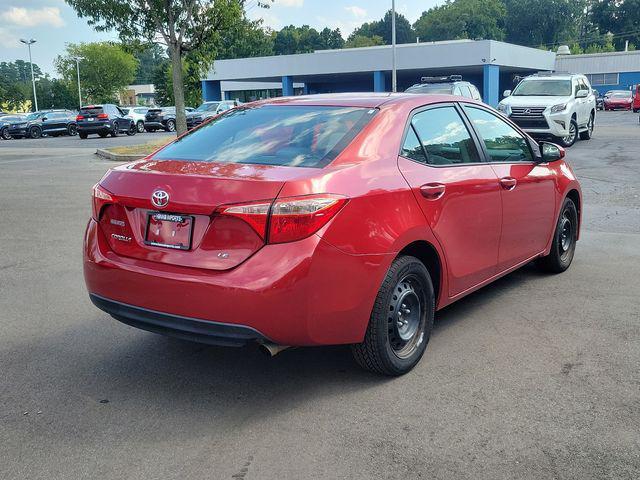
[[151, 189, 169, 208]]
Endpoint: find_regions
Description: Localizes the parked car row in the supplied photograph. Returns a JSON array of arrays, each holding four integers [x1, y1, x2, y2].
[[0, 102, 229, 140]]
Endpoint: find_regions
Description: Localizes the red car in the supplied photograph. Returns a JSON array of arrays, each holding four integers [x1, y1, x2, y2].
[[84, 94, 582, 375], [633, 85, 640, 113], [604, 91, 633, 110]]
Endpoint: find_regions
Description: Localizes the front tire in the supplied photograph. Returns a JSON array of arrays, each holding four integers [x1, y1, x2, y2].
[[126, 123, 136, 136], [1, 127, 11, 140], [352, 255, 434, 376], [558, 118, 578, 147], [536, 197, 578, 273], [111, 122, 119, 137], [165, 119, 176, 132], [67, 124, 77, 136], [579, 113, 594, 140], [29, 126, 42, 139]]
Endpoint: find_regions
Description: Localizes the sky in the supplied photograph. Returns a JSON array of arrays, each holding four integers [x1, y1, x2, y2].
[[0, 0, 441, 76]]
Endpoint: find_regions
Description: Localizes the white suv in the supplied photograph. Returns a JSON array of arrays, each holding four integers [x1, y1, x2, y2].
[[497, 73, 596, 147]]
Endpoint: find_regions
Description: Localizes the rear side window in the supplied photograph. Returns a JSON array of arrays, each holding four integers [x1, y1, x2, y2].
[[464, 106, 533, 163], [410, 106, 482, 165], [401, 127, 428, 163], [154, 105, 377, 168]]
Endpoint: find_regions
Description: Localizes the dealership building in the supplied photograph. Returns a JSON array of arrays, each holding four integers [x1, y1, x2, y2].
[[201, 40, 640, 106], [555, 50, 640, 94], [202, 40, 556, 107]]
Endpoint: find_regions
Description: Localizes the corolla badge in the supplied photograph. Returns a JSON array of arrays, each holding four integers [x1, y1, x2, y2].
[[151, 189, 169, 208]]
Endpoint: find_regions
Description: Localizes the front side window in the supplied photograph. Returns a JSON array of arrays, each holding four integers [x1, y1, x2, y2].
[[153, 105, 376, 168], [464, 106, 533, 163], [512, 79, 572, 97], [410, 106, 481, 165]]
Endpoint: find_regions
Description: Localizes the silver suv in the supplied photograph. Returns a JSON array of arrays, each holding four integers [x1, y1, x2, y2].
[[497, 73, 596, 147], [405, 75, 482, 101]]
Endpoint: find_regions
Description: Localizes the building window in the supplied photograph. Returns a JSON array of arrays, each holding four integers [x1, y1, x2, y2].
[[587, 73, 619, 86]]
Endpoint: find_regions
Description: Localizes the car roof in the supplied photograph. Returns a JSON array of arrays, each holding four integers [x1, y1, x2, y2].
[[246, 92, 481, 110]]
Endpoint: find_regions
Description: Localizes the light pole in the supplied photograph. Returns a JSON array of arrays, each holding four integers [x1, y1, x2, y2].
[[391, 0, 397, 93], [20, 38, 38, 111], [73, 57, 82, 109]]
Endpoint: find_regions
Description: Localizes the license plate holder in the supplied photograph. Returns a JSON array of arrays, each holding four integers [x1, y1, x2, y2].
[[145, 212, 194, 250]]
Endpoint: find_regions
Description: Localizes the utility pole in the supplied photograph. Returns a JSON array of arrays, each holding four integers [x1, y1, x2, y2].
[[74, 57, 82, 109], [391, 0, 397, 92], [20, 38, 38, 111]]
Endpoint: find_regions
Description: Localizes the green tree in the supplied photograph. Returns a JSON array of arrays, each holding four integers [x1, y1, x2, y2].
[[35, 76, 78, 110], [413, 0, 506, 42], [590, 0, 640, 50], [217, 17, 274, 59], [63, 0, 261, 135], [344, 34, 385, 49], [505, 0, 586, 47], [0, 60, 44, 111], [349, 10, 416, 45], [128, 43, 169, 84], [55, 42, 138, 104], [155, 54, 203, 107], [319, 27, 345, 50], [273, 25, 325, 54]]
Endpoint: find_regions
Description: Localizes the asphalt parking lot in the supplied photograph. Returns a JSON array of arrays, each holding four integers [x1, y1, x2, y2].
[[1, 111, 639, 479]]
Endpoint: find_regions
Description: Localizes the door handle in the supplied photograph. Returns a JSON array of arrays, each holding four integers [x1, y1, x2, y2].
[[500, 177, 517, 190], [420, 183, 446, 200]]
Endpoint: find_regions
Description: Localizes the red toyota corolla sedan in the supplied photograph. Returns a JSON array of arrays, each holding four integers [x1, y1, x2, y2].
[[84, 93, 581, 375]]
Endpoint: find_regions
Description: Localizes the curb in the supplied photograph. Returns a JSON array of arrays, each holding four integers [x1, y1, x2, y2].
[[96, 148, 145, 162]]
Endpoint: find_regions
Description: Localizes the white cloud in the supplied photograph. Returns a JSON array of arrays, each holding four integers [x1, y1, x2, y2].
[[0, 7, 65, 28], [274, 0, 304, 7], [344, 6, 367, 18], [0, 27, 18, 49]]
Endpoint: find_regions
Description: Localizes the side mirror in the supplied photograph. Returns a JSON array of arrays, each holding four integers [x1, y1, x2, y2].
[[539, 141, 565, 162], [503, 90, 512, 97], [41, 117, 48, 121], [576, 89, 589, 99]]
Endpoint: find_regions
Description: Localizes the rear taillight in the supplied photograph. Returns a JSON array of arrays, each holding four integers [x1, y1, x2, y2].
[[92, 184, 113, 220], [76, 115, 84, 121], [217, 194, 348, 244], [97, 113, 109, 119]]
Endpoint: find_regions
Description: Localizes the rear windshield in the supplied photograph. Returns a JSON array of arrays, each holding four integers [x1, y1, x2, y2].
[[196, 102, 219, 112], [513, 80, 572, 96], [80, 107, 103, 115], [153, 105, 377, 168], [406, 84, 453, 94]]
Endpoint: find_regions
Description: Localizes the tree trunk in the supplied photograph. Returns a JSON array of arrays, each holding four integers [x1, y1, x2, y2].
[[170, 44, 187, 136]]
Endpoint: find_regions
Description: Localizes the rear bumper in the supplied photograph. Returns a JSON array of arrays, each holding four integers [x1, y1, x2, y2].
[[84, 218, 389, 346], [90, 293, 268, 346], [145, 121, 165, 129], [78, 124, 111, 133]]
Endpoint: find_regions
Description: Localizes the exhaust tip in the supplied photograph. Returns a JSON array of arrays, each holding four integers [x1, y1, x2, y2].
[[259, 342, 290, 357]]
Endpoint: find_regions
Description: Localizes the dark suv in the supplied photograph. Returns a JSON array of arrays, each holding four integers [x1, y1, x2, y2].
[[405, 75, 482, 101], [1, 115, 26, 140], [7, 110, 77, 139], [76, 104, 135, 139], [144, 107, 178, 132]]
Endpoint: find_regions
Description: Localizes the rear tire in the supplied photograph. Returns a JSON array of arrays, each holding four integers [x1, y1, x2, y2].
[[79, 132, 88, 139], [145, 127, 156, 133], [1, 127, 11, 140], [67, 124, 77, 136], [579, 113, 594, 140], [98, 132, 108, 138], [126, 123, 136, 136], [136, 120, 145, 133], [536, 197, 578, 273], [352, 255, 434, 376], [165, 119, 176, 132], [111, 122, 119, 137]]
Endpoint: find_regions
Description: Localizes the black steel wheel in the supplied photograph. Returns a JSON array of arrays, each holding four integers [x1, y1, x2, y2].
[[536, 197, 578, 273], [352, 255, 435, 376]]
